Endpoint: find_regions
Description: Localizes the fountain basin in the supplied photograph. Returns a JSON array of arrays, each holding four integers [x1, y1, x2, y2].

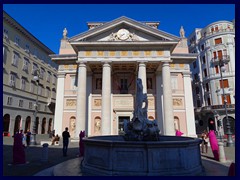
[[81, 135, 205, 176]]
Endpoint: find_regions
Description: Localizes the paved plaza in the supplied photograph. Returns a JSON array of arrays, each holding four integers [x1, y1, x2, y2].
[[3, 135, 235, 176]]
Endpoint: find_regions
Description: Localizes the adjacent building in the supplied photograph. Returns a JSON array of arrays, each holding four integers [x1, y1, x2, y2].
[[50, 16, 198, 138], [188, 20, 235, 136], [3, 11, 58, 136]]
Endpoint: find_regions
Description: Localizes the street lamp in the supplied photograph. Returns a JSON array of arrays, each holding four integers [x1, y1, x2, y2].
[[219, 61, 234, 147], [32, 69, 40, 145]]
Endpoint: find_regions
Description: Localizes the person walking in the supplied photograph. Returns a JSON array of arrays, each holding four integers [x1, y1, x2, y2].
[[62, 127, 70, 157], [25, 129, 31, 147]]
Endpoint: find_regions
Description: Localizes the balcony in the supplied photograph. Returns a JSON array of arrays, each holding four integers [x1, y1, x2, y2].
[[211, 55, 230, 66], [200, 28, 234, 40]]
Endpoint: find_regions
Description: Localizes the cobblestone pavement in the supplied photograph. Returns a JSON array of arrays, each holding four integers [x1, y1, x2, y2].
[[3, 135, 235, 176], [3, 135, 80, 176]]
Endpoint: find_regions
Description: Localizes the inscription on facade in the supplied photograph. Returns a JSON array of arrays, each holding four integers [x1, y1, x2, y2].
[[114, 98, 133, 107], [94, 99, 102, 106], [66, 99, 77, 107], [173, 98, 183, 106]]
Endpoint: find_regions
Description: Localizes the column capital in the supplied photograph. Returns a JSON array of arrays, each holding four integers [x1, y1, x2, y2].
[[182, 71, 191, 77], [137, 61, 148, 64], [57, 72, 66, 78], [76, 60, 87, 65]]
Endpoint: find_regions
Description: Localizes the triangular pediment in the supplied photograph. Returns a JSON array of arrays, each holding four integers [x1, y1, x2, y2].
[[69, 16, 180, 42]]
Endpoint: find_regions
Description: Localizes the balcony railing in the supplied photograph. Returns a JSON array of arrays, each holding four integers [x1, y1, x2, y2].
[[201, 104, 235, 111], [200, 28, 234, 40], [211, 55, 230, 65]]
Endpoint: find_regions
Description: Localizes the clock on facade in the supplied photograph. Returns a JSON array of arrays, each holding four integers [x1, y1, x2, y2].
[[117, 29, 130, 40]]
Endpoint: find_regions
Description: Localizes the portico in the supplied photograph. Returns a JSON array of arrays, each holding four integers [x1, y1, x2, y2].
[[50, 16, 197, 138]]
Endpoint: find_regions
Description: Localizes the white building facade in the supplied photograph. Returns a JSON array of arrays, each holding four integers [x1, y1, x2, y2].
[[188, 20, 235, 136], [51, 16, 197, 138]]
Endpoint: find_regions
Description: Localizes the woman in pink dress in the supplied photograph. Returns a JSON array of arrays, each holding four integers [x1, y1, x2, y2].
[[208, 130, 219, 161]]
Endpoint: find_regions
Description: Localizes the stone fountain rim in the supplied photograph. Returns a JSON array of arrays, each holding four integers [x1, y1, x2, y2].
[[83, 135, 201, 145]]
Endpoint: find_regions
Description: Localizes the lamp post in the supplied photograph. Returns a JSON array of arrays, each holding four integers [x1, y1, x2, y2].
[[219, 61, 234, 147], [32, 69, 40, 145]]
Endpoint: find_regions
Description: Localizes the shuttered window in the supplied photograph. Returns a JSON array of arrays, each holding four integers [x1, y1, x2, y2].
[[214, 38, 222, 45], [219, 79, 229, 88]]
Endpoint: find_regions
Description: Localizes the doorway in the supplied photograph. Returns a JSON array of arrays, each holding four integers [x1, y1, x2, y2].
[[118, 116, 130, 135]]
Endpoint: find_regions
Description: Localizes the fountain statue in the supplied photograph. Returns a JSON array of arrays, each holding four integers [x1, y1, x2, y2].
[[124, 78, 160, 141], [81, 78, 205, 176]]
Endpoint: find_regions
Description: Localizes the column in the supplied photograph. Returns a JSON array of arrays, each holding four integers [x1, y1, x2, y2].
[[54, 73, 65, 136], [75, 62, 87, 138], [87, 73, 92, 136], [162, 62, 175, 135], [138, 62, 147, 94], [183, 72, 197, 137], [101, 62, 112, 135], [156, 71, 164, 134]]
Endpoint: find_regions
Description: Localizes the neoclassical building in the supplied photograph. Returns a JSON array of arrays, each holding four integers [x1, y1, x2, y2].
[[50, 16, 197, 138], [188, 20, 235, 135]]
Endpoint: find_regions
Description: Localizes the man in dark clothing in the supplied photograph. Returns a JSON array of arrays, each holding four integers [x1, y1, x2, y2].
[[62, 127, 70, 156]]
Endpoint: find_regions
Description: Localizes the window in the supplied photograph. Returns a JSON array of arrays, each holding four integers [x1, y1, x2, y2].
[[12, 52, 19, 66], [25, 44, 30, 53], [196, 87, 200, 94], [33, 48, 38, 58], [7, 97, 12, 105], [21, 77, 27, 91], [201, 44, 204, 51], [38, 84, 43, 96], [197, 100, 201, 107], [44, 105, 48, 112], [19, 100, 23, 107], [29, 102, 33, 109], [40, 68, 45, 79], [194, 74, 198, 81], [30, 81, 35, 93], [52, 75, 57, 85], [214, 38, 222, 45], [211, 27, 214, 32], [9, 73, 17, 87], [23, 58, 29, 72], [206, 83, 209, 92], [207, 97, 211, 106], [46, 87, 50, 97], [215, 26, 219, 31], [96, 78, 102, 90], [3, 46, 7, 64], [120, 79, 128, 94], [219, 79, 229, 88], [204, 69, 207, 77], [14, 36, 20, 47], [193, 61, 197, 69], [47, 71, 51, 82], [32, 63, 38, 75], [202, 56, 206, 64], [213, 52, 217, 59], [222, 95, 231, 105], [3, 27, 9, 39], [147, 78, 152, 89], [215, 65, 219, 74], [217, 50, 223, 60]]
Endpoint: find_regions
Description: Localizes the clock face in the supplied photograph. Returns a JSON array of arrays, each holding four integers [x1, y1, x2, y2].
[[117, 29, 129, 40]]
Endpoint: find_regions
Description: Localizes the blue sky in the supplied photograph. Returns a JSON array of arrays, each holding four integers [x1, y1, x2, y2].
[[3, 4, 235, 54]]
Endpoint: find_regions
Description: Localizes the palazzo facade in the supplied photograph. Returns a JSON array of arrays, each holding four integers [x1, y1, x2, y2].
[[50, 16, 197, 138]]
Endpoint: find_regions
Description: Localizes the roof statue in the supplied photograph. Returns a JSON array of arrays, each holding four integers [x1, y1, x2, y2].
[[63, 28, 68, 39], [180, 26, 185, 38]]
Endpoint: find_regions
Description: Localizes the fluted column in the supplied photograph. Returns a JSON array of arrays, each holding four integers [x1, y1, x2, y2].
[[75, 62, 87, 138], [138, 62, 147, 94], [54, 73, 65, 136], [101, 62, 112, 135], [162, 62, 175, 135], [183, 72, 197, 137], [156, 71, 164, 134]]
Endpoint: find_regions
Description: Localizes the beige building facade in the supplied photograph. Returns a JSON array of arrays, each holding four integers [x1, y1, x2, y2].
[[51, 16, 197, 138], [3, 11, 58, 136]]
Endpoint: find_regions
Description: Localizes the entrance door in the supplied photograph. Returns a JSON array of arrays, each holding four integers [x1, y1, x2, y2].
[[118, 116, 130, 134]]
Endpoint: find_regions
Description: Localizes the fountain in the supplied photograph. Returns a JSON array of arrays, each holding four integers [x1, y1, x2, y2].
[[81, 78, 205, 176]]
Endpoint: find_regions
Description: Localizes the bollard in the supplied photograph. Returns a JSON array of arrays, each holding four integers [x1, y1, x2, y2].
[[218, 142, 226, 162], [41, 143, 49, 162]]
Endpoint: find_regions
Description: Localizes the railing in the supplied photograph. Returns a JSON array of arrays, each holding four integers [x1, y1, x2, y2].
[[200, 104, 235, 111], [211, 55, 230, 65], [200, 28, 234, 40]]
